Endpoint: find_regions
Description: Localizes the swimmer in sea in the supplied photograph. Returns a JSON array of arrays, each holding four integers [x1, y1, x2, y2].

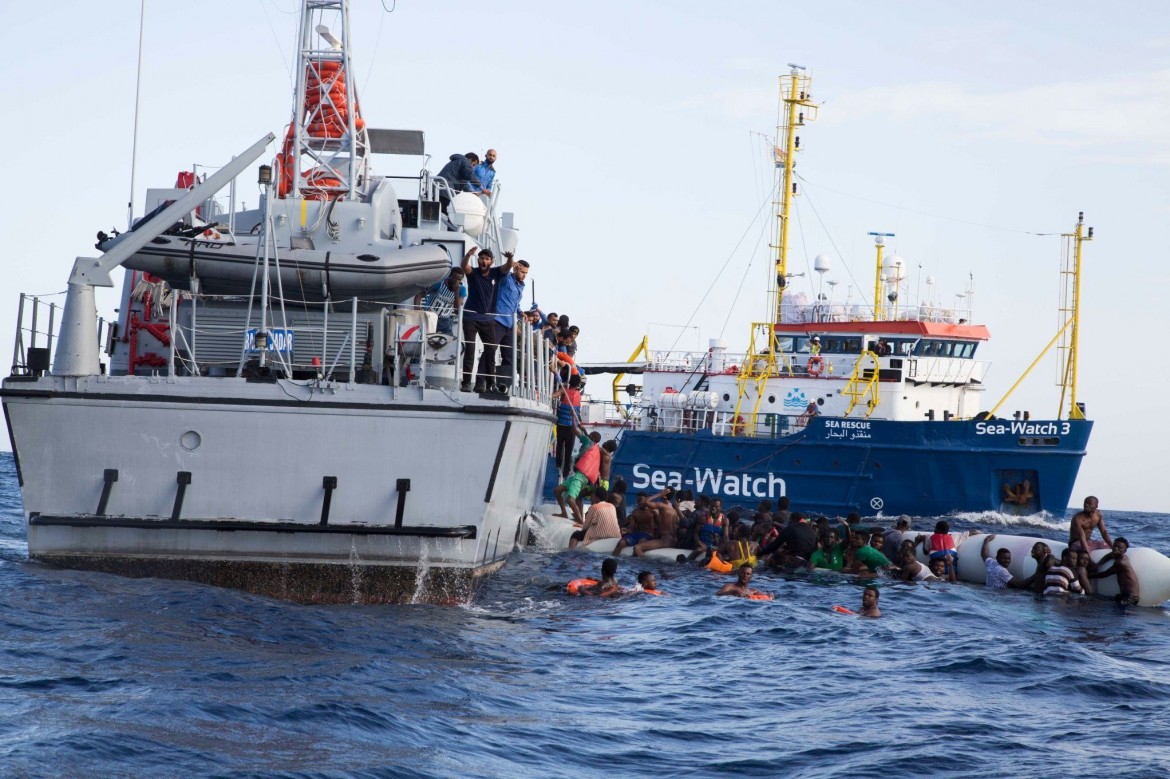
[[1090, 537, 1140, 606], [580, 557, 623, 597], [632, 570, 664, 595], [859, 585, 881, 618], [1069, 495, 1113, 554], [716, 565, 772, 599]]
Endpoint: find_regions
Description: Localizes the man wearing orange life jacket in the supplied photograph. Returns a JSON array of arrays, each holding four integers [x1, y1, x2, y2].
[[553, 423, 603, 524]]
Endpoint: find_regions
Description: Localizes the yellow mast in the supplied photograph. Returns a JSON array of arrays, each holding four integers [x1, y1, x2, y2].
[[733, 67, 818, 436], [770, 65, 819, 325], [1059, 212, 1092, 420], [867, 232, 894, 321]]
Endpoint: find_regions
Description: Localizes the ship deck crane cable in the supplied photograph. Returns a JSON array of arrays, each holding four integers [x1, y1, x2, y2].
[[666, 183, 777, 355]]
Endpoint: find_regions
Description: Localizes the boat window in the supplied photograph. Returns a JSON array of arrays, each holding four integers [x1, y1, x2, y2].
[[776, 336, 795, 353], [915, 340, 934, 356], [892, 339, 916, 356], [936, 341, 953, 357], [819, 336, 861, 354]]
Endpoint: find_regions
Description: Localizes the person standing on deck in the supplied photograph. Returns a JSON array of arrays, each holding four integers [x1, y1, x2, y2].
[[473, 148, 497, 196], [493, 260, 529, 393], [460, 247, 514, 392]]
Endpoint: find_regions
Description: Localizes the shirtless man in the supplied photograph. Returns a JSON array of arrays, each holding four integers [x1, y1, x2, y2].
[[859, 586, 881, 617], [1069, 495, 1113, 553], [716, 565, 771, 599], [597, 439, 617, 491], [611, 491, 659, 556], [633, 490, 681, 557], [1091, 537, 1140, 605]]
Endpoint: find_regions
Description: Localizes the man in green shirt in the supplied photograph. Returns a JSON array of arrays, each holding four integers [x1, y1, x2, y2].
[[807, 529, 845, 571], [844, 530, 893, 574]]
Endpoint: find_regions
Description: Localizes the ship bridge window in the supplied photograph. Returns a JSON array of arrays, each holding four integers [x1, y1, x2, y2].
[[955, 342, 977, 358], [821, 336, 861, 354], [891, 339, 916, 356], [1019, 437, 1060, 447]]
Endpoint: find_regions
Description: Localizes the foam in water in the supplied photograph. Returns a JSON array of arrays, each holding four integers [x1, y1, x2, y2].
[[348, 537, 364, 605], [948, 509, 1066, 532], [408, 540, 430, 604]]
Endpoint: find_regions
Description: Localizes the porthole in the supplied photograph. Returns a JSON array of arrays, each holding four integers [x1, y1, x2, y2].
[[180, 430, 202, 451]]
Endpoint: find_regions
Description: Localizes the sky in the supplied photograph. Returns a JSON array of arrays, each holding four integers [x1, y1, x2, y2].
[[2, 0, 1168, 511]]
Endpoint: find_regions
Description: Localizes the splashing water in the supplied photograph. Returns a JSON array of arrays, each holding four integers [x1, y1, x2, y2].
[[348, 537, 364, 605], [408, 540, 430, 604]]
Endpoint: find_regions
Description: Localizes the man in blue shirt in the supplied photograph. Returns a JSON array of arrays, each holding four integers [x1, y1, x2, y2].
[[473, 148, 497, 196], [460, 246, 515, 392], [493, 260, 529, 392]]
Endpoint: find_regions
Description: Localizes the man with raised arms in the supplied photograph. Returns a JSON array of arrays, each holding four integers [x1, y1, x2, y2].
[[716, 565, 772, 600], [1069, 495, 1113, 553], [1091, 537, 1141, 606]]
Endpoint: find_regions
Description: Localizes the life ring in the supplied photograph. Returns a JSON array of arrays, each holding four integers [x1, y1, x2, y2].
[[566, 578, 598, 596], [806, 355, 825, 376], [831, 605, 857, 615], [748, 592, 774, 601], [731, 414, 746, 437]]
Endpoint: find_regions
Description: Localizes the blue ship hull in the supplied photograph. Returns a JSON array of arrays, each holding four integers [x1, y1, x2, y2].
[[545, 417, 1091, 517]]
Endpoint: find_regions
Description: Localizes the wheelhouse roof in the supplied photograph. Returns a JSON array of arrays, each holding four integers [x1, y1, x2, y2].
[[772, 321, 990, 341]]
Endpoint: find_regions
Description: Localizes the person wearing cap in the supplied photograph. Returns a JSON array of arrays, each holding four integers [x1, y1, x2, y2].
[[795, 401, 820, 429], [883, 517, 911, 561], [808, 335, 821, 357]]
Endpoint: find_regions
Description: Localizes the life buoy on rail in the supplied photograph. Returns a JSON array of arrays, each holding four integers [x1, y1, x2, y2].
[[806, 355, 825, 376], [730, 414, 746, 437]]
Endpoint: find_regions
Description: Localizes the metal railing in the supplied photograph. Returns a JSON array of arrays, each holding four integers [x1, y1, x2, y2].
[[579, 400, 803, 439], [9, 293, 110, 377]]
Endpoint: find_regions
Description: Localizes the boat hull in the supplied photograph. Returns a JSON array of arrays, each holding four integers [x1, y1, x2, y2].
[[559, 417, 1091, 517], [3, 376, 553, 603]]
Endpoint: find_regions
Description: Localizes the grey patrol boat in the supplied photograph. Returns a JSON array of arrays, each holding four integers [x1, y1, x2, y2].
[[1, 0, 554, 604]]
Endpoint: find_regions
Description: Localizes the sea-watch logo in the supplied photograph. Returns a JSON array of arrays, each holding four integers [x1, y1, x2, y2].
[[782, 389, 808, 411]]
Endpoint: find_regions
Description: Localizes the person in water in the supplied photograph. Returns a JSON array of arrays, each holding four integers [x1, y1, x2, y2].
[[633, 571, 664, 595], [1091, 537, 1140, 606], [980, 534, 1029, 589], [843, 530, 894, 575], [1069, 495, 1113, 553], [580, 557, 623, 597], [1043, 548, 1084, 596], [897, 547, 938, 582], [716, 565, 772, 599], [859, 586, 881, 618]]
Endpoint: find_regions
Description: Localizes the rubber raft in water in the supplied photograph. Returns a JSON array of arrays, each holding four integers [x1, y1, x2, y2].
[[538, 509, 1170, 607], [902, 531, 1170, 608]]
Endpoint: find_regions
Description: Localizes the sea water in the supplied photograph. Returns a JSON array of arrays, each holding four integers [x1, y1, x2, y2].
[[1, 451, 1168, 778]]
